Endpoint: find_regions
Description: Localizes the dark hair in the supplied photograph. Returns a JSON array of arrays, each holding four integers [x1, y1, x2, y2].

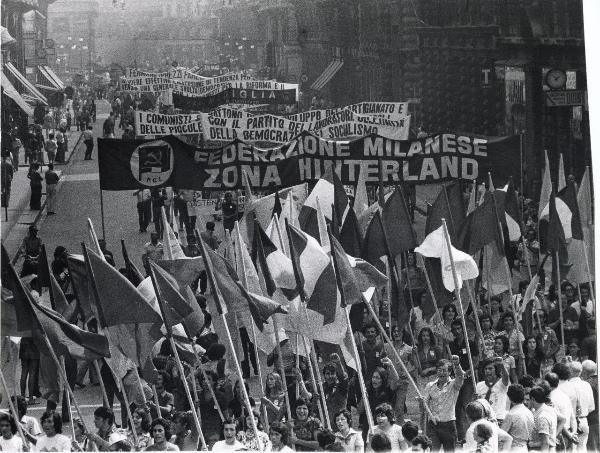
[[374, 403, 395, 424], [368, 367, 389, 391], [371, 433, 392, 452], [93, 406, 115, 425], [436, 359, 451, 370], [334, 409, 352, 428], [295, 397, 310, 411], [442, 304, 457, 318], [500, 312, 515, 327], [269, 421, 290, 445], [242, 410, 263, 431], [544, 372, 559, 389], [529, 386, 549, 404], [518, 280, 529, 292], [418, 326, 436, 347], [552, 362, 571, 381], [172, 411, 191, 431], [465, 401, 485, 421], [450, 319, 463, 331], [157, 370, 171, 388], [316, 429, 337, 449], [507, 384, 525, 404], [41, 410, 63, 434], [400, 420, 419, 442], [519, 374, 536, 389], [479, 314, 492, 325], [323, 362, 338, 375], [475, 423, 493, 442], [411, 434, 433, 450], [494, 335, 510, 354], [48, 163, 54, 170], [0, 412, 17, 434], [523, 336, 544, 361], [206, 343, 226, 361], [362, 322, 378, 335], [206, 221, 215, 231], [150, 418, 173, 440]]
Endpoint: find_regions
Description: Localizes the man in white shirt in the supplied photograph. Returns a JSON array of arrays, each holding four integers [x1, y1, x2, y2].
[[565, 361, 595, 452], [476, 357, 510, 423], [211, 420, 245, 451], [544, 371, 578, 449], [464, 401, 513, 453], [502, 384, 534, 452], [529, 386, 558, 453]]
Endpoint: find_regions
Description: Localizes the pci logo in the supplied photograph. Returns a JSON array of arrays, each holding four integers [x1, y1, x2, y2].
[[130, 140, 174, 186]]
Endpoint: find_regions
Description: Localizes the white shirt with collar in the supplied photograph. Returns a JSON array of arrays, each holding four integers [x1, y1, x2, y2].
[[568, 376, 595, 417], [550, 387, 574, 432]]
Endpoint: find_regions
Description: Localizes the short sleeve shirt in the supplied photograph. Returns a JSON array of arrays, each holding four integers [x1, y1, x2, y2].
[[34, 434, 72, 451], [334, 428, 364, 452], [532, 404, 557, 448], [501, 403, 534, 450]]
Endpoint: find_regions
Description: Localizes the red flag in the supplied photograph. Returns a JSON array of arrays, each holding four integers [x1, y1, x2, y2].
[[382, 186, 418, 255]]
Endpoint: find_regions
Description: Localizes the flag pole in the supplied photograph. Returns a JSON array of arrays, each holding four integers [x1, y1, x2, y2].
[[248, 324, 270, 432], [118, 375, 139, 448], [302, 335, 330, 429], [151, 385, 161, 416], [195, 232, 263, 449], [0, 367, 31, 450], [385, 261, 393, 338], [582, 246, 596, 306], [490, 193, 528, 376], [555, 251, 566, 351], [326, 228, 374, 434], [521, 236, 533, 280], [467, 282, 485, 360], [148, 267, 208, 451], [362, 292, 434, 419], [271, 317, 295, 425], [190, 336, 225, 422], [132, 367, 148, 405], [92, 360, 110, 408], [440, 219, 477, 394]]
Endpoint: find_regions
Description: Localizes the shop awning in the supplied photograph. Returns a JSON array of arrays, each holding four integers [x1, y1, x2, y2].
[[310, 59, 344, 91], [1, 72, 34, 116], [38, 65, 65, 90], [4, 61, 47, 105]]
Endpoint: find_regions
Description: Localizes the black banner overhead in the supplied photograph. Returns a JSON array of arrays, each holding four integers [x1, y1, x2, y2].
[[172, 88, 297, 111], [98, 132, 521, 191]]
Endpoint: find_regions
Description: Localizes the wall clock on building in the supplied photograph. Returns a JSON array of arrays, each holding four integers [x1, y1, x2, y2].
[[545, 68, 567, 90]]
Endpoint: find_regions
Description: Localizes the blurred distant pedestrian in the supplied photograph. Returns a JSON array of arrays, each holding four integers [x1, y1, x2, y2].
[[103, 112, 115, 138], [45, 133, 57, 164], [45, 164, 60, 215], [83, 125, 94, 160], [28, 163, 43, 210]]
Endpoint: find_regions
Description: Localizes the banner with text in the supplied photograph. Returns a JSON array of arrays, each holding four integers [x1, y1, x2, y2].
[[98, 132, 521, 192], [172, 88, 297, 111]]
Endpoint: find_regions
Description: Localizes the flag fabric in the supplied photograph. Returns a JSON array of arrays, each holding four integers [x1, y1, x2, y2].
[[329, 233, 366, 306], [299, 167, 349, 241], [50, 273, 77, 323], [353, 164, 369, 218], [415, 226, 479, 292], [361, 211, 389, 272], [66, 254, 98, 322], [272, 191, 283, 217], [382, 187, 418, 256], [457, 192, 504, 256], [539, 191, 568, 262], [286, 222, 338, 324], [467, 181, 477, 215], [85, 247, 163, 379], [121, 239, 144, 287], [538, 150, 552, 221], [150, 263, 196, 331], [157, 256, 205, 289], [558, 153, 566, 192], [162, 207, 186, 259], [557, 182, 583, 241], [36, 245, 52, 293], [339, 208, 363, 257], [316, 197, 331, 252], [425, 181, 466, 241], [496, 179, 522, 242], [572, 167, 594, 283], [1, 246, 110, 360], [481, 243, 511, 296]]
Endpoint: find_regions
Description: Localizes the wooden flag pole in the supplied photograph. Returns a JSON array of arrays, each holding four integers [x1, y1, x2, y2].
[[93, 360, 110, 407], [343, 306, 375, 433], [0, 367, 31, 450], [362, 296, 434, 419], [60, 357, 77, 442], [168, 336, 208, 450], [190, 336, 225, 422], [385, 261, 394, 338], [132, 367, 148, 405], [440, 219, 477, 394], [271, 317, 295, 425], [119, 376, 139, 448], [467, 282, 485, 360], [295, 333, 301, 399], [151, 385, 161, 416], [555, 251, 566, 351], [249, 324, 270, 433], [196, 233, 263, 449], [582, 245, 596, 306], [302, 335, 330, 429], [521, 236, 533, 281], [148, 268, 208, 451]]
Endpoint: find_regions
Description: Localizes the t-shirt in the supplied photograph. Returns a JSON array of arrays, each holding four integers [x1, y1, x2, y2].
[[372, 423, 405, 451], [210, 439, 246, 451], [0, 435, 24, 452], [34, 433, 72, 451], [144, 441, 180, 451], [476, 379, 509, 419]]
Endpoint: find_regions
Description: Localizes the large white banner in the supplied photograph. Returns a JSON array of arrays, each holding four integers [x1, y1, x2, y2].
[[135, 105, 411, 141]]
